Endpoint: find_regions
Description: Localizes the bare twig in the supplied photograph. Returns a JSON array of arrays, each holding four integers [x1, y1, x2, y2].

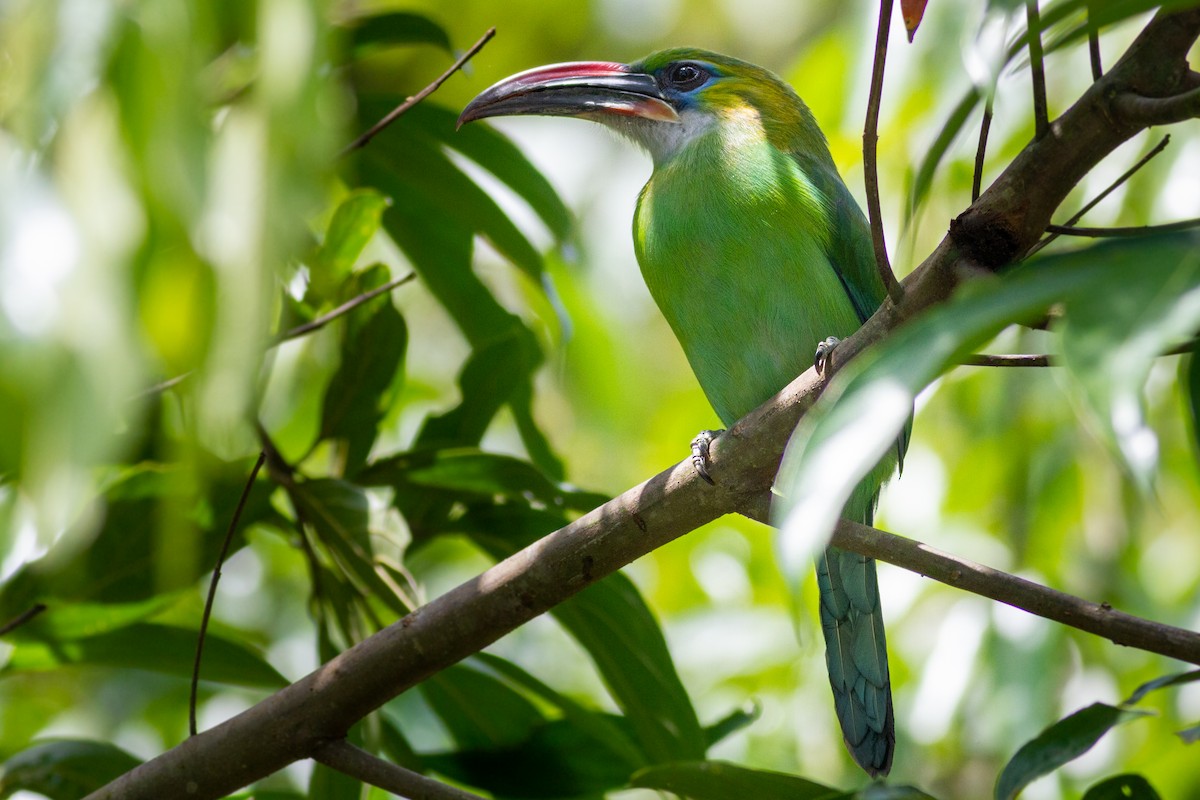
[[864, 0, 905, 305], [1027, 0, 1049, 140], [972, 96, 994, 202], [275, 272, 415, 344], [1088, 10, 1104, 80], [341, 27, 496, 157], [0, 604, 47, 637], [189, 451, 267, 737], [834, 519, 1200, 665], [1046, 218, 1200, 237], [313, 739, 487, 800], [961, 353, 1052, 367], [1027, 134, 1170, 256]]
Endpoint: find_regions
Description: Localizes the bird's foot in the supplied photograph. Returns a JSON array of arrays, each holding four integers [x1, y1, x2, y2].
[[690, 429, 724, 486], [815, 336, 841, 377]]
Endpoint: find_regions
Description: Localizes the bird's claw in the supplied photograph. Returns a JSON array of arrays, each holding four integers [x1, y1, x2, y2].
[[690, 429, 723, 485], [815, 336, 840, 377]]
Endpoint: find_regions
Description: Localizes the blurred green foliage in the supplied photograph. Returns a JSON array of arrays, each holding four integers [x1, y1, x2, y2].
[[1, 1, 1199, 799]]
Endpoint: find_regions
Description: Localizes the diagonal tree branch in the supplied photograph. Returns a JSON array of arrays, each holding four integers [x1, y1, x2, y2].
[[85, 7, 1200, 800]]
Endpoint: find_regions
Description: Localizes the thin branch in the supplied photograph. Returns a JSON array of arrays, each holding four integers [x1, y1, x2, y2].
[[274, 272, 415, 344], [864, 0, 905, 305], [1088, 10, 1104, 80], [129, 372, 193, 401], [340, 27, 496, 157], [0, 604, 47, 637], [835, 519, 1200, 665], [972, 95, 994, 202], [1046, 217, 1200, 237], [189, 451, 267, 737], [1027, 134, 1170, 256], [961, 353, 1052, 367], [1114, 84, 1200, 126], [313, 739, 487, 800], [961, 335, 1200, 367], [1027, 0, 1049, 140]]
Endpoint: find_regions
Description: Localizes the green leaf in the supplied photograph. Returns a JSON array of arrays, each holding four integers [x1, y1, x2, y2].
[[1124, 669, 1200, 705], [425, 718, 637, 799], [1178, 722, 1200, 744], [462, 504, 707, 764], [403, 102, 573, 243], [1057, 240, 1200, 487], [1081, 774, 1162, 800], [704, 702, 761, 748], [473, 652, 645, 769], [346, 12, 451, 55], [363, 131, 544, 282], [420, 664, 546, 750], [308, 190, 390, 302], [908, 85, 983, 221], [1, 623, 288, 688], [318, 265, 407, 474], [773, 232, 1200, 572], [631, 760, 839, 800], [290, 478, 411, 618], [0, 457, 278, 613], [995, 703, 1150, 800], [361, 448, 607, 511], [842, 788, 939, 800], [0, 739, 141, 800], [1183, 353, 1200, 465]]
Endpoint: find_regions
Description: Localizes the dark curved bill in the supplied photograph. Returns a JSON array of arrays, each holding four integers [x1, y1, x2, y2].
[[457, 61, 679, 128]]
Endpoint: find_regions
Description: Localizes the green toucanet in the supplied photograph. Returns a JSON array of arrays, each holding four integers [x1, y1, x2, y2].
[[459, 48, 903, 777]]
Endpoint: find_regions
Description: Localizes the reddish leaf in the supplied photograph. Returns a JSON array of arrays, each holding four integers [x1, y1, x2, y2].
[[902, 0, 929, 41]]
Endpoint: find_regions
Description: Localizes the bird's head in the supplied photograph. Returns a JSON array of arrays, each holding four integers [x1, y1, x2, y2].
[[458, 48, 827, 164]]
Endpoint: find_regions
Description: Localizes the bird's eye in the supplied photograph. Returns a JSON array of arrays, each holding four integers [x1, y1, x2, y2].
[[664, 62, 709, 91]]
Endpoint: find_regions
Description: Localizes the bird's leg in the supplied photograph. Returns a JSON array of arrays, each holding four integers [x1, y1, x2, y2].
[[690, 429, 724, 485], [814, 336, 841, 377]]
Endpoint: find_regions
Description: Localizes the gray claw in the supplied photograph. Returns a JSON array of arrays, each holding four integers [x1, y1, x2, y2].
[[815, 336, 841, 376], [690, 429, 723, 485]]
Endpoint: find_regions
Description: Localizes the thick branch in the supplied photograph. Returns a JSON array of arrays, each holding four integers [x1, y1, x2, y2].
[[87, 8, 1200, 800]]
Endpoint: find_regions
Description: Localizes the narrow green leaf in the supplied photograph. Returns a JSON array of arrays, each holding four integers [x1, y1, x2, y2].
[[1057, 238, 1200, 487], [360, 448, 607, 511], [1182, 353, 1200, 465], [1124, 669, 1200, 705], [346, 11, 451, 55], [425, 718, 637, 799], [0, 739, 141, 800], [364, 133, 544, 281], [400, 102, 573, 242], [908, 85, 982, 220], [473, 652, 645, 769], [995, 703, 1150, 800], [774, 233, 1200, 573], [420, 664, 546, 750], [704, 702, 761, 748], [308, 190, 390, 302], [1081, 774, 1162, 800], [462, 504, 707, 764], [318, 265, 407, 474], [1178, 722, 1200, 744], [291, 479, 410, 618], [631, 760, 839, 800], [0, 457, 276, 612], [1, 623, 287, 688]]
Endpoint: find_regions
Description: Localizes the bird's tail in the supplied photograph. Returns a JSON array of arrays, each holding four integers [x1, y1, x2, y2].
[[816, 485, 894, 777]]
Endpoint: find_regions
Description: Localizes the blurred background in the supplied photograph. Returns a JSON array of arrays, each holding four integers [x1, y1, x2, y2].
[[2, 0, 1199, 798]]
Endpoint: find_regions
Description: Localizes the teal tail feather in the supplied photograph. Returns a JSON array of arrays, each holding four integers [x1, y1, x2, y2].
[[816, 491, 894, 777]]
